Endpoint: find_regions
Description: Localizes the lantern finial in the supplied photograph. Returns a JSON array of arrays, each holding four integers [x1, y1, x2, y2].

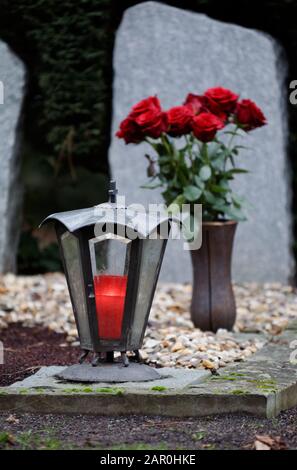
[[108, 180, 118, 203]]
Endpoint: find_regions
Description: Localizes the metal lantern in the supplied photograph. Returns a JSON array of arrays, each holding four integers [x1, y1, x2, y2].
[[40, 181, 172, 382]]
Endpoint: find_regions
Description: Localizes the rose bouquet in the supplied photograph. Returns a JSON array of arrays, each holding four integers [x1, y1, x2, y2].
[[116, 87, 266, 222]]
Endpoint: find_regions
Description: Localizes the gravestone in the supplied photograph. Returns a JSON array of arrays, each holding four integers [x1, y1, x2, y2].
[[109, 1, 292, 283], [0, 42, 26, 273]]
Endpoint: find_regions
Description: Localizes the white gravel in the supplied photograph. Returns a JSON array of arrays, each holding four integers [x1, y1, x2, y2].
[[1, 273, 296, 370]]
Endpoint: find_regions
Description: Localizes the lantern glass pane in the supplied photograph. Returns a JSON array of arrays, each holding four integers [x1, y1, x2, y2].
[[129, 237, 165, 348], [89, 234, 131, 340], [60, 231, 92, 348]]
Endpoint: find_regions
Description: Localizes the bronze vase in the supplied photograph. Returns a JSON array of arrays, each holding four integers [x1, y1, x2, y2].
[[190, 220, 237, 332]]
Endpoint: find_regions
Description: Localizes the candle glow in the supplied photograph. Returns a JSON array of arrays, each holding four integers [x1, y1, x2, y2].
[[94, 274, 127, 339]]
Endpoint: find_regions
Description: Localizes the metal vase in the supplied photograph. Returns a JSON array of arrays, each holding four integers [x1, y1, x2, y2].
[[190, 220, 237, 332]]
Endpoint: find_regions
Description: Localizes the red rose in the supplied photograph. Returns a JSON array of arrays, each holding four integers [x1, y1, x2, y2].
[[204, 87, 239, 113], [130, 96, 168, 138], [191, 112, 224, 142], [184, 93, 227, 121], [116, 96, 168, 142], [116, 117, 143, 144], [130, 96, 160, 117], [166, 105, 194, 136], [134, 109, 168, 138], [235, 99, 267, 131], [184, 94, 206, 114]]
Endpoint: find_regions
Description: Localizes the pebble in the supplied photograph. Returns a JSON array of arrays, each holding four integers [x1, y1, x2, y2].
[[145, 339, 159, 349], [171, 342, 183, 352], [0, 274, 297, 370]]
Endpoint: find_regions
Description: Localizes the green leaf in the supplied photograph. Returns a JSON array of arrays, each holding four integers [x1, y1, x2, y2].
[[211, 153, 225, 171], [232, 193, 247, 208], [181, 214, 200, 243], [219, 179, 230, 191], [234, 145, 250, 151], [140, 178, 162, 189], [162, 188, 178, 205], [183, 185, 202, 202], [203, 191, 220, 204], [199, 165, 212, 181], [223, 168, 248, 179], [147, 141, 162, 153], [212, 202, 230, 213], [229, 168, 249, 174], [168, 177, 181, 189], [161, 133, 174, 156], [194, 175, 205, 190], [160, 164, 172, 175], [176, 166, 188, 186], [207, 142, 221, 158], [158, 155, 172, 164], [223, 130, 243, 137], [167, 195, 186, 213], [224, 205, 247, 221], [200, 143, 208, 161], [210, 184, 229, 194]]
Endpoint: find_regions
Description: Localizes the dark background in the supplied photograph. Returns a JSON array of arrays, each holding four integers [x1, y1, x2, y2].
[[0, 0, 296, 275]]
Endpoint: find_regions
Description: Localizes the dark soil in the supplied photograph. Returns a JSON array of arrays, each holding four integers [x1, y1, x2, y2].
[[0, 324, 296, 450], [0, 409, 296, 450], [0, 324, 79, 386]]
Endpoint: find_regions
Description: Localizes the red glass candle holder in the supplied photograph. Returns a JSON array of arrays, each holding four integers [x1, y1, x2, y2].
[[94, 274, 128, 340]]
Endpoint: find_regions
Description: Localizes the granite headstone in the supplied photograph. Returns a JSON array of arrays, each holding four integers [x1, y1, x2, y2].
[[109, 1, 292, 283], [0, 42, 25, 272]]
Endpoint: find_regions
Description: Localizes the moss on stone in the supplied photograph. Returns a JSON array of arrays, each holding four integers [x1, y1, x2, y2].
[[231, 389, 251, 395], [151, 386, 167, 392], [94, 387, 124, 396]]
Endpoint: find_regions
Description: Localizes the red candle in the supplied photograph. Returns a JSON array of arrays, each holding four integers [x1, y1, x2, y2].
[[94, 274, 127, 340]]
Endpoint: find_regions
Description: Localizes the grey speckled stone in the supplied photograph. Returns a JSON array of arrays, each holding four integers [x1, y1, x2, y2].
[[109, 1, 292, 283], [2, 326, 297, 417], [8, 365, 210, 390], [56, 362, 162, 383], [0, 42, 25, 273]]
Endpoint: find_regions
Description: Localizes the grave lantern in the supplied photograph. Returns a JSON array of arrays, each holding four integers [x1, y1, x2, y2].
[[40, 181, 172, 382]]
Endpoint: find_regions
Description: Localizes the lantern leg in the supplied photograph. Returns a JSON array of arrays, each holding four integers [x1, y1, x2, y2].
[[133, 350, 142, 363], [121, 352, 129, 367], [91, 352, 101, 367], [78, 349, 89, 364], [106, 351, 114, 363]]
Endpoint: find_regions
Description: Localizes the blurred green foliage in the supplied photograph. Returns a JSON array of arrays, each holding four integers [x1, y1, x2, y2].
[[0, 0, 296, 273], [17, 232, 62, 274], [0, 0, 113, 272], [0, 0, 113, 172]]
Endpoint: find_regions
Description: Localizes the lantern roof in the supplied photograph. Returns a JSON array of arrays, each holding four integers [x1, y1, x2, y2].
[[40, 203, 173, 239]]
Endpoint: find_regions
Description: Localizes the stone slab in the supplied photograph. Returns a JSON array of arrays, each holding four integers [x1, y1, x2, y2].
[[56, 362, 162, 383], [1, 327, 297, 418], [109, 1, 292, 283], [7, 366, 210, 391], [0, 41, 25, 272]]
